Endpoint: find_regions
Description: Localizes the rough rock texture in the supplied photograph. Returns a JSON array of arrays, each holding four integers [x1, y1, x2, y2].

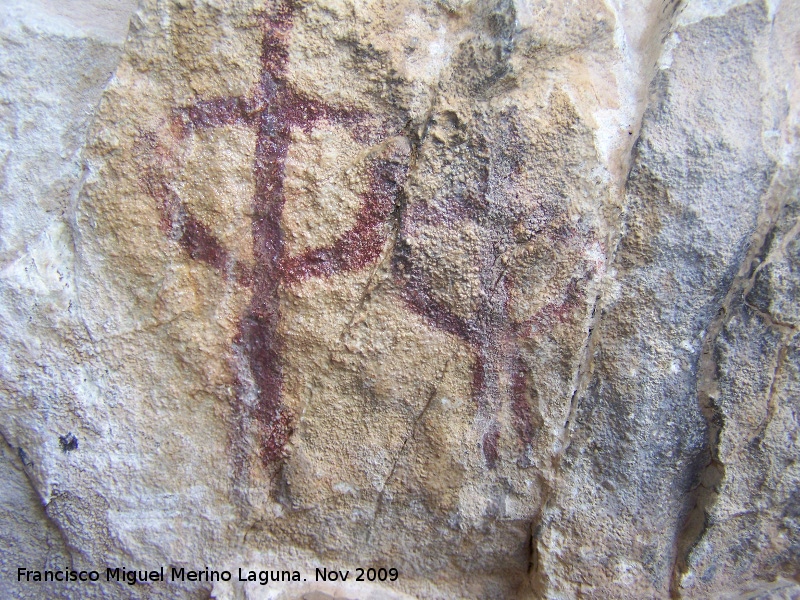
[[536, 2, 800, 597], [1, 0, 798, 598], [0, 0, 136, 597]]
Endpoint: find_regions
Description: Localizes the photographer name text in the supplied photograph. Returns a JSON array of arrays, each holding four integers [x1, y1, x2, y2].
[[18, 565, 399, 586]]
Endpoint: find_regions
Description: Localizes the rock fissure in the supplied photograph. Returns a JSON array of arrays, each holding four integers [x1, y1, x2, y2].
[[670, 169, 797, 597], [367, 363, 447, 543]]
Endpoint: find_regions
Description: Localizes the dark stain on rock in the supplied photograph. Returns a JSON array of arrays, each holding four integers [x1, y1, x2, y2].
[[482, 427, 500, 469], [59, 433, 78, 453], [18, 447, 33, 467], [510, 361, 540, 453]]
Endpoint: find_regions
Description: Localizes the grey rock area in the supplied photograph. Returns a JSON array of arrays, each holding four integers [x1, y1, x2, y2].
[[0, 0, 136, 597], [686, 165, 800, 596], [536, 2, 800, 597], [0, 0, 798, 598]]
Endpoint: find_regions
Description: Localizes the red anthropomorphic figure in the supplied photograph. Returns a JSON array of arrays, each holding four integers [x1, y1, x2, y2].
[[145, 0, 602, 475]]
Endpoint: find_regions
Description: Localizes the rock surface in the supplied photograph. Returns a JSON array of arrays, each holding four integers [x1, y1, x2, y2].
[[0, 0, 798, 598]]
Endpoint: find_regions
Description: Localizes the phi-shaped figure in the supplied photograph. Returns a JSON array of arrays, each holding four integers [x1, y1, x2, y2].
[[144, 0, 408, 468]]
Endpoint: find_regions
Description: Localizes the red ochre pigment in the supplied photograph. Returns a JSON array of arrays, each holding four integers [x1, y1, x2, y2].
[[144, 0, 598, 469], [393, 216, 596, 466], [145, 0, 406, 467]]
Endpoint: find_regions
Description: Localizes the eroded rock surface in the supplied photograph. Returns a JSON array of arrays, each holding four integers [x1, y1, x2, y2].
[[536, 3, 800, 597], [1, 0, 798, 598]]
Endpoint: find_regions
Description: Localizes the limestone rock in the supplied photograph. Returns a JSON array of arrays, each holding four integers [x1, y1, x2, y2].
[[0, 0, 798, 598], [536, 2, 800, 597]]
